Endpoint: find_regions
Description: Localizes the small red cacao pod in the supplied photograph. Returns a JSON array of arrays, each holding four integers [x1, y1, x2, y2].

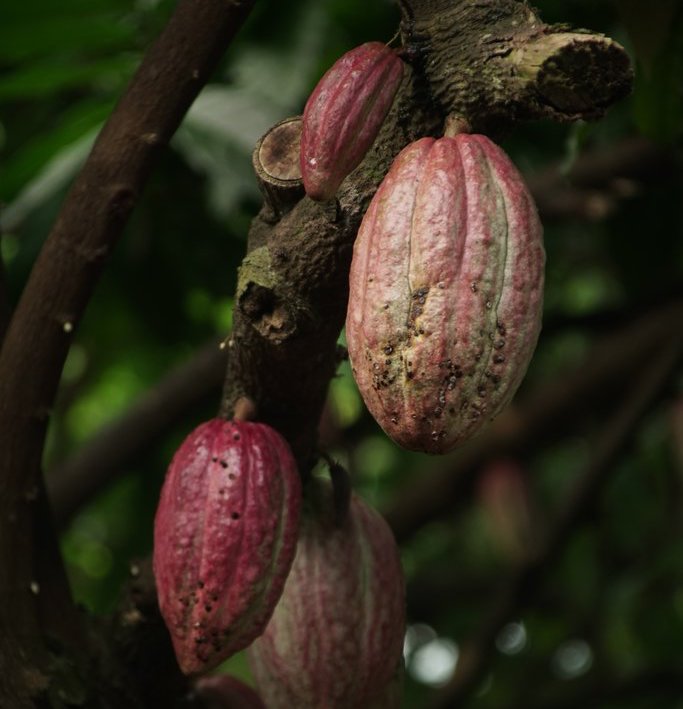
[[247, 482, 406, 708], [153, 418, 301, 674], [346, 134, 545, 453], [301, 41, 404, 201], [195, 674, 266, 709]]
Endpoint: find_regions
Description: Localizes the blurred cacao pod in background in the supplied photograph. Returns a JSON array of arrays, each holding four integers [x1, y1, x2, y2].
[[248, 478, 405, 708], [477, 458, 539, 563]]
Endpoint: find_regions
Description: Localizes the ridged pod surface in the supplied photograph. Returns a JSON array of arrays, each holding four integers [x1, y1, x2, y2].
[[247, 482, 405, 708], [346, 134, 545, 453], [153, 419, 301, 674], [301, 41, 404, 201]]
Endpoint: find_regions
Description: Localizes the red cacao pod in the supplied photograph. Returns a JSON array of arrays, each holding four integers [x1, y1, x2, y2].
[[195, 674, 266, 709], [153, 418, 301, 674], [247, 481, 406, 708], [301, 41, 404, 201], [346, 134, 545, 453]]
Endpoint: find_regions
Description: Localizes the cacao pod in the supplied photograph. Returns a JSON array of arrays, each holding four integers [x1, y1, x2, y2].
[[478, 459, 537, 563], [195, 674, 266, 709], [247, 480, 406, 708], [346, 134, 545, 453], [301, 41, 404, 201], [153, 418, 301, 674]]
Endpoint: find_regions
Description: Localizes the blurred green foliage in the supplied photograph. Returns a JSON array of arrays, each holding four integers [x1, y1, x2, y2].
[[1, 0, 682, 706]]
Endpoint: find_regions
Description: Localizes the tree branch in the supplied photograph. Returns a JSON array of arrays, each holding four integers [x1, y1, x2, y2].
[[48, 340, 227, 528], [427, 330, 683, 708], [0, 1, 256, 705], [387, 300, 683, 544], [530, 136, 675, 223], [399, 0, 632, 130], [527, 667, 683, 709]]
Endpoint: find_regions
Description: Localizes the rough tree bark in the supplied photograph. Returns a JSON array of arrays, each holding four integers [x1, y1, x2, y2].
[[0, 0, 632, 707]]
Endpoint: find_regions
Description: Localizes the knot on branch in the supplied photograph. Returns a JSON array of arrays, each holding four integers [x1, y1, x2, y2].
[[239, 282, 293, 341], [237, 246, 312, 344]]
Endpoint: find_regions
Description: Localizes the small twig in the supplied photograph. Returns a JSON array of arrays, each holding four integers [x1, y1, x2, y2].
[[231, 395, 259, 422], [321, 452, 352, 524], [428, 330, 682, 708]]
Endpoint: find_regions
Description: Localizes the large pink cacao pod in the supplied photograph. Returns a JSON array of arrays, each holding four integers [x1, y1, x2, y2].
[[301, 41, 404, 201], [346, 134, 545, 454], [247, 482, 406, 708], [153, 418, 301, 674]]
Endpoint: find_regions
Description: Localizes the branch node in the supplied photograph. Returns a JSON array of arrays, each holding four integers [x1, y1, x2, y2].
[[107, 185, 137, 221]]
